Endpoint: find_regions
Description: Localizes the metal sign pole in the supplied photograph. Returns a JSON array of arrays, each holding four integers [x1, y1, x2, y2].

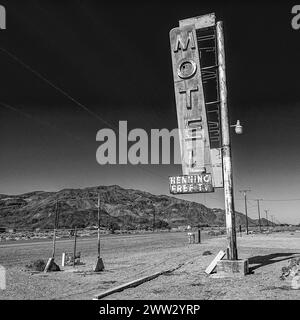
[[216, 21, 238, 260]]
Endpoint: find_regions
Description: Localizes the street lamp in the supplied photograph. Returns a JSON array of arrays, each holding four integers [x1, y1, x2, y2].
[[230, 120, 243, 135]]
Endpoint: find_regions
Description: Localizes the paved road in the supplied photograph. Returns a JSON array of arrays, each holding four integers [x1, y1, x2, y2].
[[0, 231, 210, 267]]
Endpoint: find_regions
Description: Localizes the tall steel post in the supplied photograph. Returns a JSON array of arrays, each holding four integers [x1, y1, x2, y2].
[[216, 21, 238, 260]]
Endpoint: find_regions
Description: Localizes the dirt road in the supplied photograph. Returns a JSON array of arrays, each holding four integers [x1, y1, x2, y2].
[[0, 231, 299, 300]]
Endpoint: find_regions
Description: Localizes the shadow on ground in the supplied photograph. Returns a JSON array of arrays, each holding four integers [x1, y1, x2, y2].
[[248, 252, 300, 272]]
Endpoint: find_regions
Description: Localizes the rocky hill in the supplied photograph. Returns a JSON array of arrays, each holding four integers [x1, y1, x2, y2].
[[0, 185, 271, 230]]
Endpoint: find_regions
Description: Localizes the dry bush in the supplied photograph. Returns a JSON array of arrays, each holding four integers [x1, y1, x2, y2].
[[25, 259, 46, 271]]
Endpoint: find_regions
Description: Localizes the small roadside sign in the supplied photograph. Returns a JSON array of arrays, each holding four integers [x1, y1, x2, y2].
[[169, 173, 214, 194]]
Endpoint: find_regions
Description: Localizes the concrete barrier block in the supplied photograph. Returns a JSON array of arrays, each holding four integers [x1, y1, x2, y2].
[[217, 259, 249, 277]]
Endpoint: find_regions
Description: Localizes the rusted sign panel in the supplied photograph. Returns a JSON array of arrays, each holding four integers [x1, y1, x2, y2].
[[195, 24, 223, 187], [211, 148, 223, 187], [169, 174, 214, 194], [179, 12, 216, 29], [169, 24, 213, 177]]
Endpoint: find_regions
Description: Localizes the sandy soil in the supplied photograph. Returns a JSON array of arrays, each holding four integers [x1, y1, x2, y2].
[[0, 231, 300, 300]]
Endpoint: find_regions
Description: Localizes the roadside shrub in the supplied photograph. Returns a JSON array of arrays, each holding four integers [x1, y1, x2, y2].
[[280, 258, 300, 280], [25, 259, 46, 271]]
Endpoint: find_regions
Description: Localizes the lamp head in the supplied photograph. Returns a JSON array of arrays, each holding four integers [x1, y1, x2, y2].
[[235, 120, 243, 134]]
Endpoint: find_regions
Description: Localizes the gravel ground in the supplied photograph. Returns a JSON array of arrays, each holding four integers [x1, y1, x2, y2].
[[0, 231, 299, 300]]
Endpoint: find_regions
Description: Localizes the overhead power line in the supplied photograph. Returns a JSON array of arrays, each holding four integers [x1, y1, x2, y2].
[[0, 47, 115, 129], [235, 198, 300, 202]]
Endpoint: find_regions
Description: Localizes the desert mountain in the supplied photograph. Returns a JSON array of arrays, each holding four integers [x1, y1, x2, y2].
[[0, 185, 271, 230]]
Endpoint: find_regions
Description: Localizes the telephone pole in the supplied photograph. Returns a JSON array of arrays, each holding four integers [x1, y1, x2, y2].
[[95, 192, 104, 272], [271, 215, 275, 227], [217, 21, 238, 260], [239, 189, 251, 235], [52, 199, 59, 258], [265, 210, 269, 227], [97, 193, 101, 259], [153, 206, 156, 232], [44, 199, 60, 272], [255, 199, 262, 232]]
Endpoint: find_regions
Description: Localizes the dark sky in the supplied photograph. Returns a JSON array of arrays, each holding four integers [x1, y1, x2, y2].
[[0, 1, 300, 223]]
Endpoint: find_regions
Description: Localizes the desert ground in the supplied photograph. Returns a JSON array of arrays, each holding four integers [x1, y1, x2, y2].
[[0, 230, 300, 300]]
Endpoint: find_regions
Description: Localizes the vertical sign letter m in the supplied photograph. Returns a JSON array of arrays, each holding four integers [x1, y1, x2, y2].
[[173, 31, 195, 52], [0, 5, 6, 30]]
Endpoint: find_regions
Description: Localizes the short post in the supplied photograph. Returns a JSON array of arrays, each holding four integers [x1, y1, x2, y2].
[[62, 252, 66, 267], [187, 226, 192, 244], [226, 247, 230, 259], [198, 229, 201, 244]]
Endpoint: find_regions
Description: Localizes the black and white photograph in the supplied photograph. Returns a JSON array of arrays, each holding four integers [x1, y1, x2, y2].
[[0, 0, 300, 312]]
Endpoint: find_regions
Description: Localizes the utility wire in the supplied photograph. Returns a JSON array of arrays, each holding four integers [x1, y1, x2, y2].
[[5, 48, 297, 206], [235, 198, 300, 202], [0, 101, 88, 145], [0, 47, 115, 129]]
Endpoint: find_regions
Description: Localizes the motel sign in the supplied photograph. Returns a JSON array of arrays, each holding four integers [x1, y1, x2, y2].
[[168, 13, 240, 261], [169, 13, 224, 191]]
